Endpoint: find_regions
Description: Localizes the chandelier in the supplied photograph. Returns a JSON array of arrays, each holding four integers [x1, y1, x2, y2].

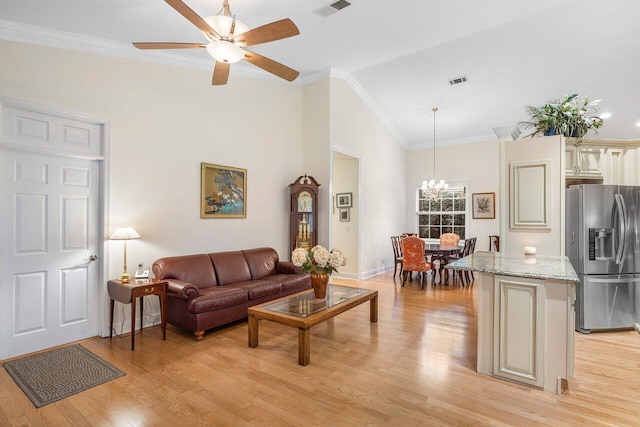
[[422, 107, 448, 199]]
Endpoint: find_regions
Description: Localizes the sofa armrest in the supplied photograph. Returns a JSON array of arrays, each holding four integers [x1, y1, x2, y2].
[[166, 279, 199, 300], [276, 261, 301, 274]]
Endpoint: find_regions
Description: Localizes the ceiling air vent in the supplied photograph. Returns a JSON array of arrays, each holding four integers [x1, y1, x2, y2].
[[449, 75, 468, 85], [313, 0, 352, 17]]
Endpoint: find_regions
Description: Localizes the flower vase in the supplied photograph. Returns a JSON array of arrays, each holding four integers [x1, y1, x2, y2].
[[310, 272, 329, 299]]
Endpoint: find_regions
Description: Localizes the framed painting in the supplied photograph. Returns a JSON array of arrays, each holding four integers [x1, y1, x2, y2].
[[201, 163, 247, 218], [336, 192, 352, 208], [339, 208, 350, 222], [472, 192, 495, 219]]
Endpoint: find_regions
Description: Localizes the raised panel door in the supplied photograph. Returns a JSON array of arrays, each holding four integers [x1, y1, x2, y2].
[[0, 150, 100, 359], [493, 275, 545, 387]]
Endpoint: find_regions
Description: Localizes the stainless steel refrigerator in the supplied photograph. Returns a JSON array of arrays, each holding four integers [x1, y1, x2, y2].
[[566, 184, 640, 333]]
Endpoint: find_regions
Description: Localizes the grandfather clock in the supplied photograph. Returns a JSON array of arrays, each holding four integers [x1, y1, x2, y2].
[[289, 174, 320, 254]]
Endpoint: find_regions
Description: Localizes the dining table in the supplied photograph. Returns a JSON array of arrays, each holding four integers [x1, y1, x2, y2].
[[424, 243, 463, 284]]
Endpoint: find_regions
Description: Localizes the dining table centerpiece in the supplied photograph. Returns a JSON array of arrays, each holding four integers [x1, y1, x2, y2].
[[291, 246, 346, 298]]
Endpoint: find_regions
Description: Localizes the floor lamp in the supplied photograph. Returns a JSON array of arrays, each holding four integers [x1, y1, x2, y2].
[[109, 226, 141, 283]]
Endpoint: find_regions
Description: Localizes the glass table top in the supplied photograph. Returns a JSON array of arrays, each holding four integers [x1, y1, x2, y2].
[[264, 284, 369, 318]]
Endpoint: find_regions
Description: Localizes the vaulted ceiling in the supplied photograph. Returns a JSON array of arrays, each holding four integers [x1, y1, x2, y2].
[[1, 0, 638, 149]]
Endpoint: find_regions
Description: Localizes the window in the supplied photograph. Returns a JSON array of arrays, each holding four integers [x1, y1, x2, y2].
[[417, 186, 468, 240]]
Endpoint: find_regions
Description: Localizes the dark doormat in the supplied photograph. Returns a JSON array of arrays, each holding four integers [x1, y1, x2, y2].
[[3, 344, 125, 408]]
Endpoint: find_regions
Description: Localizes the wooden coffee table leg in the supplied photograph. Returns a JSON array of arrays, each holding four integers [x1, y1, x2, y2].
[[248, 315, 259, 348], [298, 327, 311, 366], [370, 295, 378, 323]]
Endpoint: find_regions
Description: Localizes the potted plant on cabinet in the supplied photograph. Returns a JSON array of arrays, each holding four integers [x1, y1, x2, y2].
[[521, 93, 605, 139]]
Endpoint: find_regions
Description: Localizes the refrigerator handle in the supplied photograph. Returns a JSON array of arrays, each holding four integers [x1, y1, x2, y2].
[[620, 193, 629, 268], [613, 193, 627, 266]]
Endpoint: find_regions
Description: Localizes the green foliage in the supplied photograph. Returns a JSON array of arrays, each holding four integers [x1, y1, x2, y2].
[[521, 93, 604, 138]]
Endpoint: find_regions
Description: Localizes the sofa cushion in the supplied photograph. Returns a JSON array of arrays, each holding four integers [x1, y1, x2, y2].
[[242, 248, 278, 279], [225, 280, 282, 300], [268, 273, 311, 292], [188, 287, 248, 314], [152, 254, 217, 289], [209, 251, 252, 285]]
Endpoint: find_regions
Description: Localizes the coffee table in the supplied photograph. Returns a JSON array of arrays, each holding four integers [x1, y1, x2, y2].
[[248, 284, 378, 366]]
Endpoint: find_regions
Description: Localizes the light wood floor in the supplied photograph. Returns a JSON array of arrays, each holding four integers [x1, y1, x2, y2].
[[2, 272, 639, 426]]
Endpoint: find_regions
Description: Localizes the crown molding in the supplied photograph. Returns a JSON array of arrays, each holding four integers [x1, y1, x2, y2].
[[0, 19, 284, 82], [0, 19, 408, 149], [284, 67, 409, 149]]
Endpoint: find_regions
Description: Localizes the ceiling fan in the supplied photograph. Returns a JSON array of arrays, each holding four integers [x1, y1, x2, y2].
[[133, 0, 300, 85]]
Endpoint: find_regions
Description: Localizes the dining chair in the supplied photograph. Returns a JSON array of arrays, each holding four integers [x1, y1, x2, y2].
[[434, 233, 460, 285], [390, 236, 404, 278], [401, 236, 432, 289], [465, 237, 477, 283], [451, 237, 477, 285], [489, 235, 500, 252]]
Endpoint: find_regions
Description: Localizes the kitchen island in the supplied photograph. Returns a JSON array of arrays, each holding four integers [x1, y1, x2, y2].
[[448, 251, 579, 394]]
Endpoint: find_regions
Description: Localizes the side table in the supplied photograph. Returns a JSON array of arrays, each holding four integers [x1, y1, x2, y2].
[[107, 278, 167, 350]]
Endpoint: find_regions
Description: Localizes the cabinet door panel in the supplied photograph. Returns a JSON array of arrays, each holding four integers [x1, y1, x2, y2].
[[493, 276, 545, 387]]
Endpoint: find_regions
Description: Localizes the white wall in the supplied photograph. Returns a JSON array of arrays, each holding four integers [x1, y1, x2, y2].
[[0, 40, 304, 271], [329, 78, 407, 277], [332, 155, 359, 277], [302, 78, 331, 247], [406, 139, 501, 251], [0, 39, 304, 331]]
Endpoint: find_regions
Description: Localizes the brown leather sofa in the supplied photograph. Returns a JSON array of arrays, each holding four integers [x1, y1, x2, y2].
[[152, 247, 310, 340]]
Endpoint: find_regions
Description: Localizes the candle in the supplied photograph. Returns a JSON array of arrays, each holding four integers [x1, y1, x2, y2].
[[524, 246, 536, 255]]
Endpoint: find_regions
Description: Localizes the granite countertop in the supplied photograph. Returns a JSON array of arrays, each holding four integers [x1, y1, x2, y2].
[[447, 251, 579, 282]]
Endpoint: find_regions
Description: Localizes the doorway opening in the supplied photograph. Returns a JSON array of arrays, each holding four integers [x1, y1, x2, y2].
[[331, 149, 359, 279]]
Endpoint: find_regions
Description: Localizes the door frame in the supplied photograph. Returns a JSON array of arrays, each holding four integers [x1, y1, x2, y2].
[[0, 95, 112, 339], [330, 146, 361, 279]]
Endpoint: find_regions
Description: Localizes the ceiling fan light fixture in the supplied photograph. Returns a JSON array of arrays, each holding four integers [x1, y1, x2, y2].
[[203, 15, 249, 40], [206, 40, 244, 63]]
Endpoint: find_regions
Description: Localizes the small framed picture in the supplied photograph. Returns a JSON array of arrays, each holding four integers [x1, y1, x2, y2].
[[339, 208, 350, 222], [336, 192, 352, 208], [472, 192, 496, 219]]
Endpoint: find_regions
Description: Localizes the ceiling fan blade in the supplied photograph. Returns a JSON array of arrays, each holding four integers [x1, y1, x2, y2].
[[165, 0, 221, 40], [243, 50, 299, 82], [212, 61, 230, 85], [133, 42, 206, 50], [233, 18, 299, 47]]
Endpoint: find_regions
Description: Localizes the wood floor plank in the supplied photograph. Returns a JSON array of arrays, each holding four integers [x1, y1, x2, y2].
[[1, 272, 640, 426]]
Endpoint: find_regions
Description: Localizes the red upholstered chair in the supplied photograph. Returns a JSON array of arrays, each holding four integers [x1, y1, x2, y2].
[[401, 236, 432, 289], [434, 233, 461, 284], [440, 233, 461, 247]]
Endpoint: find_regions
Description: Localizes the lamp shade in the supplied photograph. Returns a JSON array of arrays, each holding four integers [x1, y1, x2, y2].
[[206, 40, 245, 63], [203, 15, 249, 39], [109, 226, 141, 240]]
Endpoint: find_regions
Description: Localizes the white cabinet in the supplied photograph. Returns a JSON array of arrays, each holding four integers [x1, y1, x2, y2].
[[476, 271, 575, 394], [565, 145, 603, 179], [603, 148, 624, 185], [493, 276, 545, 387]]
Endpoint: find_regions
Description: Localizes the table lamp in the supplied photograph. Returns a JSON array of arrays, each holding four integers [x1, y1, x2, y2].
[[109, 226, 141, 283]]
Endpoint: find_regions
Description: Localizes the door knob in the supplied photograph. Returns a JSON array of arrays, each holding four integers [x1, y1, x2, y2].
[[84, 255, 98, 262]]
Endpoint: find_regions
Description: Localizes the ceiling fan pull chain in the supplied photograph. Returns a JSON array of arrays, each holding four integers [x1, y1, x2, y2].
[[230, 15, 237, 37]]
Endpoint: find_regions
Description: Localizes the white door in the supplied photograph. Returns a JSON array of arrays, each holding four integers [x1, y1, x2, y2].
[[0, 101, 103, 360]]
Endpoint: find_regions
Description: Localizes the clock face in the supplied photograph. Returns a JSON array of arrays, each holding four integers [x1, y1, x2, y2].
[[298, 191, 313, 212]]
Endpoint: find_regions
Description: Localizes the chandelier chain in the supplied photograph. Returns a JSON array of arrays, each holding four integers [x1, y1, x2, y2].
[[421, 106, 448, 200]]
